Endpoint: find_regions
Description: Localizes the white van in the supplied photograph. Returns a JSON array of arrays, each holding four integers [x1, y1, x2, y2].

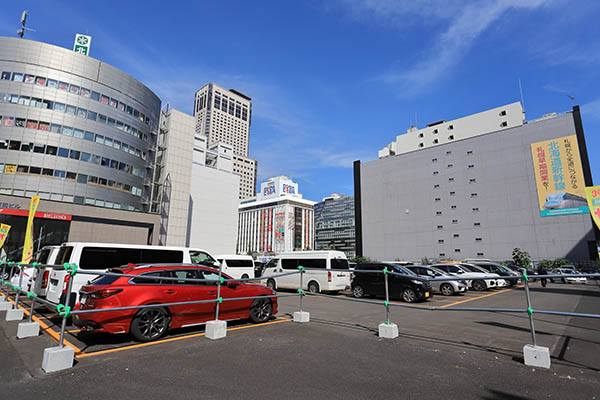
[[215, 255, 255, 280], [46, 242, 217, 306], [30, 245, 61, 298], [262, 251, 350, 293]]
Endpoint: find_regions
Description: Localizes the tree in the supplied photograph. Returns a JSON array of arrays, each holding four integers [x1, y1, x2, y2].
[[512, 248, 531, 269], [421, 256, 431, 265]]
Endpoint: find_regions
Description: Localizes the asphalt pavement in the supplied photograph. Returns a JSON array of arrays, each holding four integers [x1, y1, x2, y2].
[[1, 282, 599, 399]]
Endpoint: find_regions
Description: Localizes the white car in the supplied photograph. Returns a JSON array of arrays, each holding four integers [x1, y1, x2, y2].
[[432, 263, 498, 291], [550, 268, 587, 284]]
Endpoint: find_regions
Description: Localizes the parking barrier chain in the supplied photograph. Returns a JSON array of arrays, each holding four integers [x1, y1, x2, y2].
[[383, 267, 391, 325], [298, 265, 305, 313], [521, 268, 537, 346], [13, 262, 24, 311]]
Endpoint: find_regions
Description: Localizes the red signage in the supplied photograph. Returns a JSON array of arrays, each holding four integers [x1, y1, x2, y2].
[[0, 209, 72, 221]]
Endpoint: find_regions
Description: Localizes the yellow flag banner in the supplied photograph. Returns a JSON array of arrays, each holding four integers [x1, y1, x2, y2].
[[21, 196, 40, 264], [585, 186, 600, 231], [0, 223, 10, 249]]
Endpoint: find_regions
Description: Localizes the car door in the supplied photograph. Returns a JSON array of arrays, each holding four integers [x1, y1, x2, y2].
[[196, 269, 246, 321]]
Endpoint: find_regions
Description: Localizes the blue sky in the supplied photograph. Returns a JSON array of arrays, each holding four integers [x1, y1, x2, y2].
[[2, 1, 599, 202]]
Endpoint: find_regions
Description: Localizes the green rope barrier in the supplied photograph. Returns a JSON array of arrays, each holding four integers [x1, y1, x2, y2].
[[32, 262, 39, 268], [383, 267, 388, 275], [12, 285, 22, 291], [384, 300, 389, 307], [521, 268, 528, 281], [218, 297, 223, 304], [297, 289, 306, 296], [297, 265, 305, 273], [527, 307, 533, 316], [62, 263, 78, 276], [220, 277, 224, 284], [27, 292, 37, 299]]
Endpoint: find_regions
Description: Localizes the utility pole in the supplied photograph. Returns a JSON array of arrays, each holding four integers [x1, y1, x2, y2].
[[17, 10, 36, 39]]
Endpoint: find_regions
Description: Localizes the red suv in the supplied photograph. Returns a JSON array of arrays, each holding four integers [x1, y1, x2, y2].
[[73, 264, 277, 342]]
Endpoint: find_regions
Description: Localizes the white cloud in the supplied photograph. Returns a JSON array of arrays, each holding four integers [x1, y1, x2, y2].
[[337, 0, 550, 93], [582, 99, 600, 120]]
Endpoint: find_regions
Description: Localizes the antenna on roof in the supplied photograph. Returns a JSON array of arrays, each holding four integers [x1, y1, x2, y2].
[[17, 10, 36, 38], [518, 78, 525, 111]]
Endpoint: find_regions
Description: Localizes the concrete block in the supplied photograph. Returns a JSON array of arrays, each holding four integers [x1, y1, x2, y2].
[[5, 308, 24, 321], [17, 321, 40, 338], [205, 320, 227, 340], [0, 302, 13, 311], [523, 344, 551, 369], [42, 346, 74, 373], [0, 294, 7, 302], [378, 322, 399, 339], [293, 311, 310, 323]]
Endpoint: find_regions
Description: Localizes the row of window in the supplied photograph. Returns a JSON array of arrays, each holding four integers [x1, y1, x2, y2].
[[0, 162, 143, 196], [0, 114, 146, 160], [432, 151, 476, 163], [437, 237, 483, 243], [0, 187, 139, 211], [196, 93, 249, 121], [0, 93, 150, 143], [0, 138, 145, 178], [1, 71, 153, 127], [437, 222, 482, 229], [439, 252, 486, 257]]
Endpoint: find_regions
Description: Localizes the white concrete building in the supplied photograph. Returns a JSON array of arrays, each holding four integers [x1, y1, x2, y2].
[[379, 102, 525, 158], [157, 107, 239, 253], [194, 83, 257, 199], [238, 176, 315, 254]]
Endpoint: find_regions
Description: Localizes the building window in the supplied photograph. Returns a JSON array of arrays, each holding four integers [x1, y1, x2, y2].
[[469, 178, 476, 183], [471, 193, 478, 198], [450, 191, 455, 196], [436, 211, 442, 215], [433, 129, 438, 134], [474, 222, 481, 226], [435, 198, 441, 201], [477, 252, 484, 256], [438, 239, 444, 244], [418, 143, 424, 148], [437, 225, 443, 230], [433, 139, 439, 144], [454, 249, 461, 252], [448, 135, 454, 140], [448, 177, 454, 182], [446, 151, 452, 155], [432, 158, 438, 162], [448, 125, 454, 130], [467, 150, 473, 155], [452, 219, 458, 224], [453, 233, 459, 238], [468, 164, 475, 168], [439, 253, 446, 257], [476, 238, 482, 242], [447, 164, 453, 168], [433, 171, 439, 175], [419, 133, 424, 138], [500, 121, 508, 127], [434, 184, 440, 189], [499, 110, 506, 116], [451, 205, 457, 209], [472, 207, 480, 212]]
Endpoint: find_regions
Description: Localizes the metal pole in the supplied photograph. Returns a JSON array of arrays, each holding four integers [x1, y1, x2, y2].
[[299, 266, 304, 313], [28, 295, 35, 323], [215, 263, 223, 321], [384, 268, 390, 324], [522, 270, 537, 346], [58, 272, 75, 348], [1, 263, 7, 297], [14, 263, 24, 309]]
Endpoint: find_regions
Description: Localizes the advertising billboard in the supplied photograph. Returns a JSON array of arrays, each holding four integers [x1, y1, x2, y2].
[[530, 135, 589, 216], [585, 186, 600, 230]]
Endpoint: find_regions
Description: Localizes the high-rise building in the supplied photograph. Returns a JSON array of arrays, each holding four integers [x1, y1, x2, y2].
[[157, 107, 239, 254], [193, 83, 257, 199], [314, 193, 356, 257], [238, 176, 315, 254], [355, 104, 598, 262]]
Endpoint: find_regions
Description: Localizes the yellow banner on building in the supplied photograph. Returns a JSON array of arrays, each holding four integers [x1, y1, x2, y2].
[[21, 196, 40, 264], [530, 135, 588, 216], [0, 224, 10, 249], [3, 164, 16, 174], [585, 186, 600, 230]]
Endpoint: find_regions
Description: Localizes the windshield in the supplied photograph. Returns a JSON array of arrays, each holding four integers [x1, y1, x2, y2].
[[459, 264, 483, 273], [389, 264, 416, 276], [429, 266, 447, 276]]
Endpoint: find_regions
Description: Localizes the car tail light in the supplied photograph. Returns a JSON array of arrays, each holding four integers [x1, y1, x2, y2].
[[328, 271, 332, 282], [90, 289, 123, 299], [62, 275, 70, 294], [41, 270, 50, 289]]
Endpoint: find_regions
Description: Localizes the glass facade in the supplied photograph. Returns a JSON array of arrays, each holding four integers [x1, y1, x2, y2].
[[314, 195, 356, 257]]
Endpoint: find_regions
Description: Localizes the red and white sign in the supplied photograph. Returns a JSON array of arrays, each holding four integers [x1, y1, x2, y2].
[[0, 208, 72, 221]]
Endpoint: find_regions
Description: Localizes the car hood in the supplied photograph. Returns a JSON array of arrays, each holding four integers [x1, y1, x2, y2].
[[454, 272, 499, 279]]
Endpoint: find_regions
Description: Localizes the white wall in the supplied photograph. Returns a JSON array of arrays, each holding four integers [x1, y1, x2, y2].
[[188, 164, 240, 254]]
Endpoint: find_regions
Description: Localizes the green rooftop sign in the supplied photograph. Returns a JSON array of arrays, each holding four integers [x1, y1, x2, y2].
[[73, 34, 91, 56]]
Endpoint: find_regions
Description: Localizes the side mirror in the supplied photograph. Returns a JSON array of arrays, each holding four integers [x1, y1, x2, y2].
[[226, 281, 239, 289]]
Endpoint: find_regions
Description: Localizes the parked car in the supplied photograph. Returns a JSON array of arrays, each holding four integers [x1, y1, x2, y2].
[[30, 245, 61, 298], [433, 263, 497, 291], [253, 261, 266, 278], [10, 245, 61, 291], [406, 265, 468, 296], [215, 254, 255, 280], [467, 261, 519, 287], [74, 264, 277, 342], [262, 251, 350, 294], [578, 266, 599, 280], [351, 262, 432, 303], [550, 268, 587, 284]]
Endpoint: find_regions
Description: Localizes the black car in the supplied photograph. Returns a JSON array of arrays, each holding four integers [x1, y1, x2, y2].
[[351, 262, 432, 303]]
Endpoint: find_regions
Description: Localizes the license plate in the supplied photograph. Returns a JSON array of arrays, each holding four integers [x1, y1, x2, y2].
[[425, 292, 430, 298]]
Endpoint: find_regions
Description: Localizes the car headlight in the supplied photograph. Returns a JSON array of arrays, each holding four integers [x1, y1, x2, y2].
[[411, 279, 423, 285]]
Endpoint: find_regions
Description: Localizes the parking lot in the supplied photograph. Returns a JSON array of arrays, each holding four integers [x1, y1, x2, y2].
[[2, 282, 600, 399]]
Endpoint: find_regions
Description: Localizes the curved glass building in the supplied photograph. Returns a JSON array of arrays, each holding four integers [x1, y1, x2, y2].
[[0, 37, 160, 212]]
